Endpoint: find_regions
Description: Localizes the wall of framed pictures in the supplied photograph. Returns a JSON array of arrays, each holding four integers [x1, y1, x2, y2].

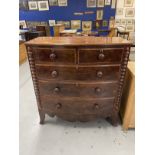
[[19, 0, 117, 35], [115, 0, 135, 43]]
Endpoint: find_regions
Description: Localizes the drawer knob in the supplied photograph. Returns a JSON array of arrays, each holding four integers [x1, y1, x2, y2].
[[98, 53, 105, 60], [56, 103, 61, 109], [97, 71, 103, 78], [51, 70, 58, 78], [50, 53, 56, 60], [94, 103, 99, 109], [54, 87, 60, 93], [95, 87, 101, 93]]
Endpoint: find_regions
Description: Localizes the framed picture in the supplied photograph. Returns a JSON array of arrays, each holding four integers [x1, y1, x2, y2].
[[63, 21, 70, 28], [97, 0, 104, 7], [115, 19, 121, 25], [121, 19, 126, 25], [125, 8, 135, 17], [116, 8, 123, 15], [82, 21, 92, 31], [49, 20, 56, 26], [71, 20, 81, 30], [102, 20, 108, 27], [49, 0, 58, 6], [28, 1, 38, 10], [105, 0, 111, 5], [124, 0, 133, 7], [94, 20, 102, 29], [58, 0, 67, 6], [111, 0, 116, 9], [126, 25, 134, 32], [19, 0, 29, 10], [87, 0, 96, 8], [40, 21, 48, 26], [126, 19, 133, 25], [19, 20, 27, 29], [38, 1, 49, 11], [96, 10, 103, 20]]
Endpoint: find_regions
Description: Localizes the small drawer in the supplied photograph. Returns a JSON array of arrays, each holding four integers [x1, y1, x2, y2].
[[41, 97, 114, 115], [35, 65, 120, 81], [39, 81, 118, 98], [33, 47, 76, 64], [78, 48, 123, 64]]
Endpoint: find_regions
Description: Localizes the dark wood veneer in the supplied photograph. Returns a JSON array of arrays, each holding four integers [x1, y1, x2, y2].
[[26, 37, 131, 126]]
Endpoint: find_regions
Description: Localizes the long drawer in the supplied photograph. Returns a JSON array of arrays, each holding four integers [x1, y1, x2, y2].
[[39, 81, 118, 98], [41, 97, 114, 115], [35, 65, 120, 81], [33, 47, 76, 64], [78, 48, 123, 64]]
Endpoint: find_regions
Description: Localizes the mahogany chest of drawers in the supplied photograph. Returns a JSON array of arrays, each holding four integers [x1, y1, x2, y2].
[[25, 37, 131, 126]]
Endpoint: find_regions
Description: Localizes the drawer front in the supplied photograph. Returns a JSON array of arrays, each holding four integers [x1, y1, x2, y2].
[[39, 81, 118, 98], [78, 48, 123, 64], [41, 97, 114, 115], [36, 65, 120, 81], [33, 47, 76, 64]]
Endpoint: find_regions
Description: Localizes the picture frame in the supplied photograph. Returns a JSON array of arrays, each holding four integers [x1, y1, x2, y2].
[[105, 0, 111, 5], [116, 8, 123, 15], [125, 8, 135, 17], [97, 0, 104, 7], [87, 0, 96, 8], [28, 1, 38, 10], [126, 19, 133, 25], [49, 0, 58, 6], [57, 21, 64, 25], [126, 25, 134, 32], [124, 0, 134, 7], [49, 20, 56, 26], [71, 20, 81, 30], [82, 21, 92, 31], [63, 21, 70, 28], [40, 21, 48, 26], [111, 0, 116, 9], [95, 20, 102, 29], [115, 19, 121, 26], [38, 1, 49, 11], [96, 10, 103, 20], [102, 20, 108, 27], [19, 20, 27, 29], [121, 19, 126, 25], [19, 0, 29, 10], [58, 0, 67, 6]]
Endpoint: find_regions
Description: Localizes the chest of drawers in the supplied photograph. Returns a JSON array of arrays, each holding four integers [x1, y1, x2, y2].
[[26, 37, 131, 126]]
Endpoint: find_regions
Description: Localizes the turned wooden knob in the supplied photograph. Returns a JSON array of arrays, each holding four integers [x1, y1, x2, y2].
[[50, 53, 56, 60], [51, 70, 58, 78], [54, 87, 60, 93], [56, 103, 61, 109], [98, 53, 105, 60], [94, 103, 99, 109], [95, 87, 101, 93], [97, 71, 103, 78]]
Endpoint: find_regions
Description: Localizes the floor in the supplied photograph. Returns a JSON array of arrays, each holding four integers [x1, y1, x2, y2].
[[19, 61, 135, 155]]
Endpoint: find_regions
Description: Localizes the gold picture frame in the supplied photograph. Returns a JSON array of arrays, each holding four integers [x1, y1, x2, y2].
[[71, 20, 81, 30], [38, 1, 49, 11], [87, 0, 96, 8], [96, 10, 103, 20], [126, 25, 134, 32], [116, 8, 123, 15], [82, 21, 92, 31], [97, 0, 104, 7]]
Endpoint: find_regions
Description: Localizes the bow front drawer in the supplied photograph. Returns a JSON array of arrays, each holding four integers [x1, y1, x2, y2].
[[33, 47, 76, 64], [35, 65, 120, 81], [39, 81, 118, 98], [78, 48, 123, 64], [41, 97, 114, 115]]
